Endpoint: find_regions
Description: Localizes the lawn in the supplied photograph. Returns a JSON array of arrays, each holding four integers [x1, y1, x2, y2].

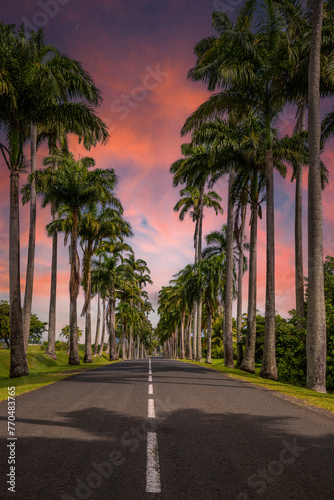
[[180, 358, 334, 413], [0, 345, 118, 401]]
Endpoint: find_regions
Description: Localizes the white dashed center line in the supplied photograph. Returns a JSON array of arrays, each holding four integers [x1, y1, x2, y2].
[[146, 432, 161, 493], [148, 398, 155, 418], [146, 359, 161, 494]]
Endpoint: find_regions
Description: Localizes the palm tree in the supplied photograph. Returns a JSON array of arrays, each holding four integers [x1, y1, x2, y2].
[[122, 255, 152, 359], [79, 204, 132, 363], [170, 265, 195, 359], [157, 285, 181, 359], [91, 251, 123, 360], [32, 151, 118, 364], [190, 117, 251, 369], [173, 183, 223, 360], [307, 0, 327, 393], [182, 3, 297, 379], [22, 34, 109, 353], [0, 25, 30, 377], [275, 0, 334, 332], [197, 255, 224, 364]]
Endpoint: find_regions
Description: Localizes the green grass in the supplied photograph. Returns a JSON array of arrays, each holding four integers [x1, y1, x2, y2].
[[180, 358, 334, 413], [0, 346, 118, 401]]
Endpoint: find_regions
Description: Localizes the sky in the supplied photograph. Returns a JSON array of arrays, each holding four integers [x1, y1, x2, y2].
[[1, 0, 334, 339]]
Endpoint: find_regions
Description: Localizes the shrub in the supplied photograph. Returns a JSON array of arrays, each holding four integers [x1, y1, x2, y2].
[[211, 346, 224, 359]]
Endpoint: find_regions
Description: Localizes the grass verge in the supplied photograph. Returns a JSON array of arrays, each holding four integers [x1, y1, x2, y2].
[[0, 346, 118, 402], [179, 358, 334, 414]]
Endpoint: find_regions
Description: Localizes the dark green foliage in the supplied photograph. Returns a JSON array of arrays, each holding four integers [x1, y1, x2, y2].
[[211, 346, 224, 359], [29, 314, 47, 344], [276, 317, 307, 386], [59, 324, 83, 339], [0, 301, 46, 347], [41, 340, 68, 352], [237, 256, 334, 389], [0, 300, 10, 348]]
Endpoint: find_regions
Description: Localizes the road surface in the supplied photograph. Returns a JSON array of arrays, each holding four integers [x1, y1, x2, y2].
[[1, 358, 334, 499]]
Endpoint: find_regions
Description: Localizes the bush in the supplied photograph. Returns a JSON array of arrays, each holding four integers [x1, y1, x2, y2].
[[55, 341, 68, 351], [276, 320, 306, 386], [211, 346, 224, 359], [40, 341, 47, 351]]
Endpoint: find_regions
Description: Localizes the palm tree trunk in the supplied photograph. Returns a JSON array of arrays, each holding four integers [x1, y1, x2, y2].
[[236, 204, 246, 366], [45, 153, 58, 359], [98, 299, 106, 357], [180, 310, 186, 359], [45, 225, 57, 359], [196, 183, 204, 362], [241, 199, 258, 373], [307, 0, 327, 393], [122, 320, 127, 360], [206, 311, 212, 364], [105, 334, 110, 355], [69, 208, 80, 365], [136, 334, 140, 359], [294, 103, 306, 330], [93, 294, 101, 356], [128, 325, 133, 360], [23, 122, 37, 352], [186, 312, 193, 360], [224, 169, 235, 368], [261, 141, 278, 380], [109, 295, 117, 360], [192, 303, 198, 359], [84, 302, 93, 363], [9, 165, 29, 377]]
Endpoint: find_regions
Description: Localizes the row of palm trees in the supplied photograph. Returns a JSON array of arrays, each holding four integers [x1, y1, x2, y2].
[[157, 0, 334, 393], [157, 224, 245, 364], [0, 24, 153, 377]]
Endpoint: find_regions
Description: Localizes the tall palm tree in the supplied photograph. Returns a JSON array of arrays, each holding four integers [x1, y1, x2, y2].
[[307, 0, 327, 393], [173, 182, 223, 360], [123, 255, 152, 359], [91, 251, 124, 360], [191, 117, 251, 368], [275, 0, 334, 332], [79, 204, 132, 363], [171, 140, 225, 361], [182, 2, 297, 379], [170, 266, 194, 359], [197, 255, 224, 364], [32, 151, 118, 364], [0, 25, 30, 377], [22, 31, 109, 353]]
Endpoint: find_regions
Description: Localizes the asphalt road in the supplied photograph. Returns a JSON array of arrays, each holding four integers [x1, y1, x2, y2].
[[1, 358, 334, 500]]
